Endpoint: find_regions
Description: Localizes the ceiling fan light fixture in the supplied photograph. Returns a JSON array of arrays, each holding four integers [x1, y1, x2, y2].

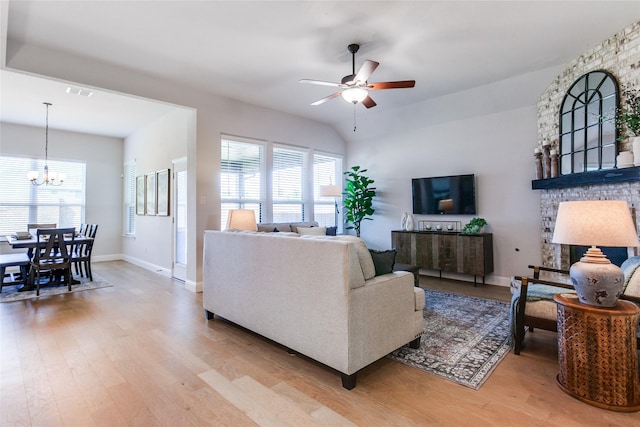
[[341, 87, 368, 104]]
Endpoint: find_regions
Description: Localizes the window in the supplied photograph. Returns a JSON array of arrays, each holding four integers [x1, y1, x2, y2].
[[0, 156, 86, 235], [272, 145, 307, 223], [220, 135, 343, 229], [123, 161, 136, 235], [220, 137, 265, 227], [559, 71, 618, 174], [313, 153, 343, 230]]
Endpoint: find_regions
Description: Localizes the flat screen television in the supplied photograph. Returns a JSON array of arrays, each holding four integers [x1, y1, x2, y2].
[[412, 174, 477, 215]]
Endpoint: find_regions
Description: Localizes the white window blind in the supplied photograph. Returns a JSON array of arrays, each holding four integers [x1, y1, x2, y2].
[[0, 156, 86, 235], [123, 161, 136, 235], [272, 145, 307, 223], [220, 137, 265, 228], [313, 153, 343, 230]]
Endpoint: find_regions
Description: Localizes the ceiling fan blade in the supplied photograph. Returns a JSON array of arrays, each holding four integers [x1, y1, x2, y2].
[[368, 80, 416, 90], [353, 60, 379, 84], [299, 79, 345, 88], [310, 92, 342, 106], [362, 96, 377, 109]]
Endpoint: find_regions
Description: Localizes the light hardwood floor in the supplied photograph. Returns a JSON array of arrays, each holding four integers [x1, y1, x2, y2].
[[1, 261, 638, 426]]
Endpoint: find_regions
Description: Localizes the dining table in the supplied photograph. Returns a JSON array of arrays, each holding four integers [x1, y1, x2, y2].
[[5, 233, 94, 290]]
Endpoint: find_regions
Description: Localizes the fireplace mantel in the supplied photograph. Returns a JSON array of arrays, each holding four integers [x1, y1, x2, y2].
[[532, 166, 640, 190]]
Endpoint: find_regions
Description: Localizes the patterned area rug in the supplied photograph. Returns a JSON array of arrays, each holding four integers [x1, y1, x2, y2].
[[389, 289, 510, 390], [0, 275, 112, 303]]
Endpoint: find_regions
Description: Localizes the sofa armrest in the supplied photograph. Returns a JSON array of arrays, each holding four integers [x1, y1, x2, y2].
[[346, 271, 423, 373]]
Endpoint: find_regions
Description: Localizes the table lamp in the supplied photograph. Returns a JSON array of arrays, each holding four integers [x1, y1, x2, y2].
[[551, 200, 639, 307], [319, 184, 342, 227], [226, 209, 257, 231]]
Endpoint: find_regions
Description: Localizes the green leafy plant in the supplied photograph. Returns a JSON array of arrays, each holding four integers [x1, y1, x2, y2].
[[343, 166, 376, 237], [616, 84, 640, 140], [461, 217, 487, 234]]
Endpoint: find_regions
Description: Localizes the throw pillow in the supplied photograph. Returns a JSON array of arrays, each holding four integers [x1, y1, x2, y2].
[[369, 249, 397, 276], [325, 226, 337, 236], [297, 226, 327, 236]]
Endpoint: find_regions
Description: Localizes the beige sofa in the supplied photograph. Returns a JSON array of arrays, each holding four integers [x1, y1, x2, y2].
[[203, 230, 425, 389]]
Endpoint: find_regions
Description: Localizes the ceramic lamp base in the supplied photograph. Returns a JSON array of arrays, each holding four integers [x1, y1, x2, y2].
[[569, 248, 624, 307]]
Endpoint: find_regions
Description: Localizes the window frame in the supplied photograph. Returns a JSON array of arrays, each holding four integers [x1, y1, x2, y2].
[[0, 155, 86, 235], [219, 135, 343, 229]]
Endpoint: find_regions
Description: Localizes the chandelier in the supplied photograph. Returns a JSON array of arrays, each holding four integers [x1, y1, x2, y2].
[[27, 102, 65, 186]]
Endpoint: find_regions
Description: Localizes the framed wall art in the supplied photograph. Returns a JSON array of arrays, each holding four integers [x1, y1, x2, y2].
[[156, 169, 170, 216], [136, 175, 145, 215], [145, 172, 157, 215]]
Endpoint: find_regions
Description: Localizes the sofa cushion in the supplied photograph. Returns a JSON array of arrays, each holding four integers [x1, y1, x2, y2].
[[297, 226, 327, 236], [334, 236, 376, 280], [257, 223, 292, 232], [369, 249, 397, 276], [289, 222, 319, 233]]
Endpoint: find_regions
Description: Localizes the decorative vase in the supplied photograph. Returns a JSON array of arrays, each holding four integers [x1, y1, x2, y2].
[[633, 136, 640, 166], [617, 151, 634, 168], [570, 251, 624, 307], [401, 212, 408, 230], [405, 214, 414, 231]]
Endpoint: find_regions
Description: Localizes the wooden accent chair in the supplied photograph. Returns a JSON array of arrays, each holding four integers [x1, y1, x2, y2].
[[72, 224, 98, 280], [512, 266, 574, 355], [30, 228, 75, 296], [513, 262, 640, 354]]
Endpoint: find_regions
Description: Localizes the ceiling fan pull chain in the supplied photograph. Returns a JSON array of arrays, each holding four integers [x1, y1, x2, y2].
[[353, 104, 357, 132]]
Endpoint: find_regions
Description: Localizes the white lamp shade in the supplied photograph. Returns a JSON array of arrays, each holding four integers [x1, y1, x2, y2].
[[319, 184, 341, 197], [341, 87, 368, 104], [226, 209, 257, 231], [552, 200, 639, 248]]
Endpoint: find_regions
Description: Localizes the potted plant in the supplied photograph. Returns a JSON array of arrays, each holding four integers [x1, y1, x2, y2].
[[461, 217, 487, 234], [343, 166, 376, 237], [616, 84, 640, 140]]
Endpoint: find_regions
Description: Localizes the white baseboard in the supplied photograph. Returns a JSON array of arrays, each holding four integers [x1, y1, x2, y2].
[[93, 254, 201, 292]]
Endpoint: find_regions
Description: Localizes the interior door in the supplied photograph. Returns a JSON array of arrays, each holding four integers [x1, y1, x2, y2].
[[172, 158, 187, 282]]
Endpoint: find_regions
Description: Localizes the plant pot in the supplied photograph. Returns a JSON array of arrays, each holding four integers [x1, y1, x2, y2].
[[633, 136, 640, 166]]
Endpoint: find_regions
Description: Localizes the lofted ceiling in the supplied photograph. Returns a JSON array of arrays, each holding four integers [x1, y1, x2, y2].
[[1, 1, 640, 138]]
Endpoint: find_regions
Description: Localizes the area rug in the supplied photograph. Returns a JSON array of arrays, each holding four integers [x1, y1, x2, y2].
[[389, 289, 510, 390], [0, 275, 112, 303]]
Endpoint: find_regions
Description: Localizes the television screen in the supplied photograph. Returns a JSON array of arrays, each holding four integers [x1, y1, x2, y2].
[[412, 174, 476, 215]]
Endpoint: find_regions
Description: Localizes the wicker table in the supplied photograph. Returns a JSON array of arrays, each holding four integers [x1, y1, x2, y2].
[[554, 293, 640, 412]]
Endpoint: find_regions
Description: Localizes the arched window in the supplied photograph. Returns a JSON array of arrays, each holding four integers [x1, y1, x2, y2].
[[559, 71, 618, 174]]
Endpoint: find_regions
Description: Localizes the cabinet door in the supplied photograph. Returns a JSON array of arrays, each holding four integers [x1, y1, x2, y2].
[[435, 233, 457, 272], [415, 233, 436, 269], [457, 234, 493, 275], [392, 232, 414, 264]]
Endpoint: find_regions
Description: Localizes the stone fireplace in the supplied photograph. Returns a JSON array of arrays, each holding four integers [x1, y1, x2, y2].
[[536, 21, 640, 270]]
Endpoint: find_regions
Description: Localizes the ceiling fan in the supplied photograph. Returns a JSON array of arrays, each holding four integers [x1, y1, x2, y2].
[[300, 43, 415, 108]]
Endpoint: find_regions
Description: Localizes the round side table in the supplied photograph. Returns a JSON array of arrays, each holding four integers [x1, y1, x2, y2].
[[554, 293, 640, 412]]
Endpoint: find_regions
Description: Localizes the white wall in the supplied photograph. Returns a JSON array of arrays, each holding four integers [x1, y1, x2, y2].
[[0, 121, 123, 258], [346, 67, 566, 286], [6, 45, 346, 289], [122, 108, 192, 275]]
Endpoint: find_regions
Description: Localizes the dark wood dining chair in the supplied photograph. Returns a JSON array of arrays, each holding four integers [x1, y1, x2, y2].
[[72, 224, 98, 281], [27, 223, 57, 231], [30, 228, 75, 296]]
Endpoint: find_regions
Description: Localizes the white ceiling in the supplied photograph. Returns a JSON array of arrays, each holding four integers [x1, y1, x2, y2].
[[1, 1, 640, 137]]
